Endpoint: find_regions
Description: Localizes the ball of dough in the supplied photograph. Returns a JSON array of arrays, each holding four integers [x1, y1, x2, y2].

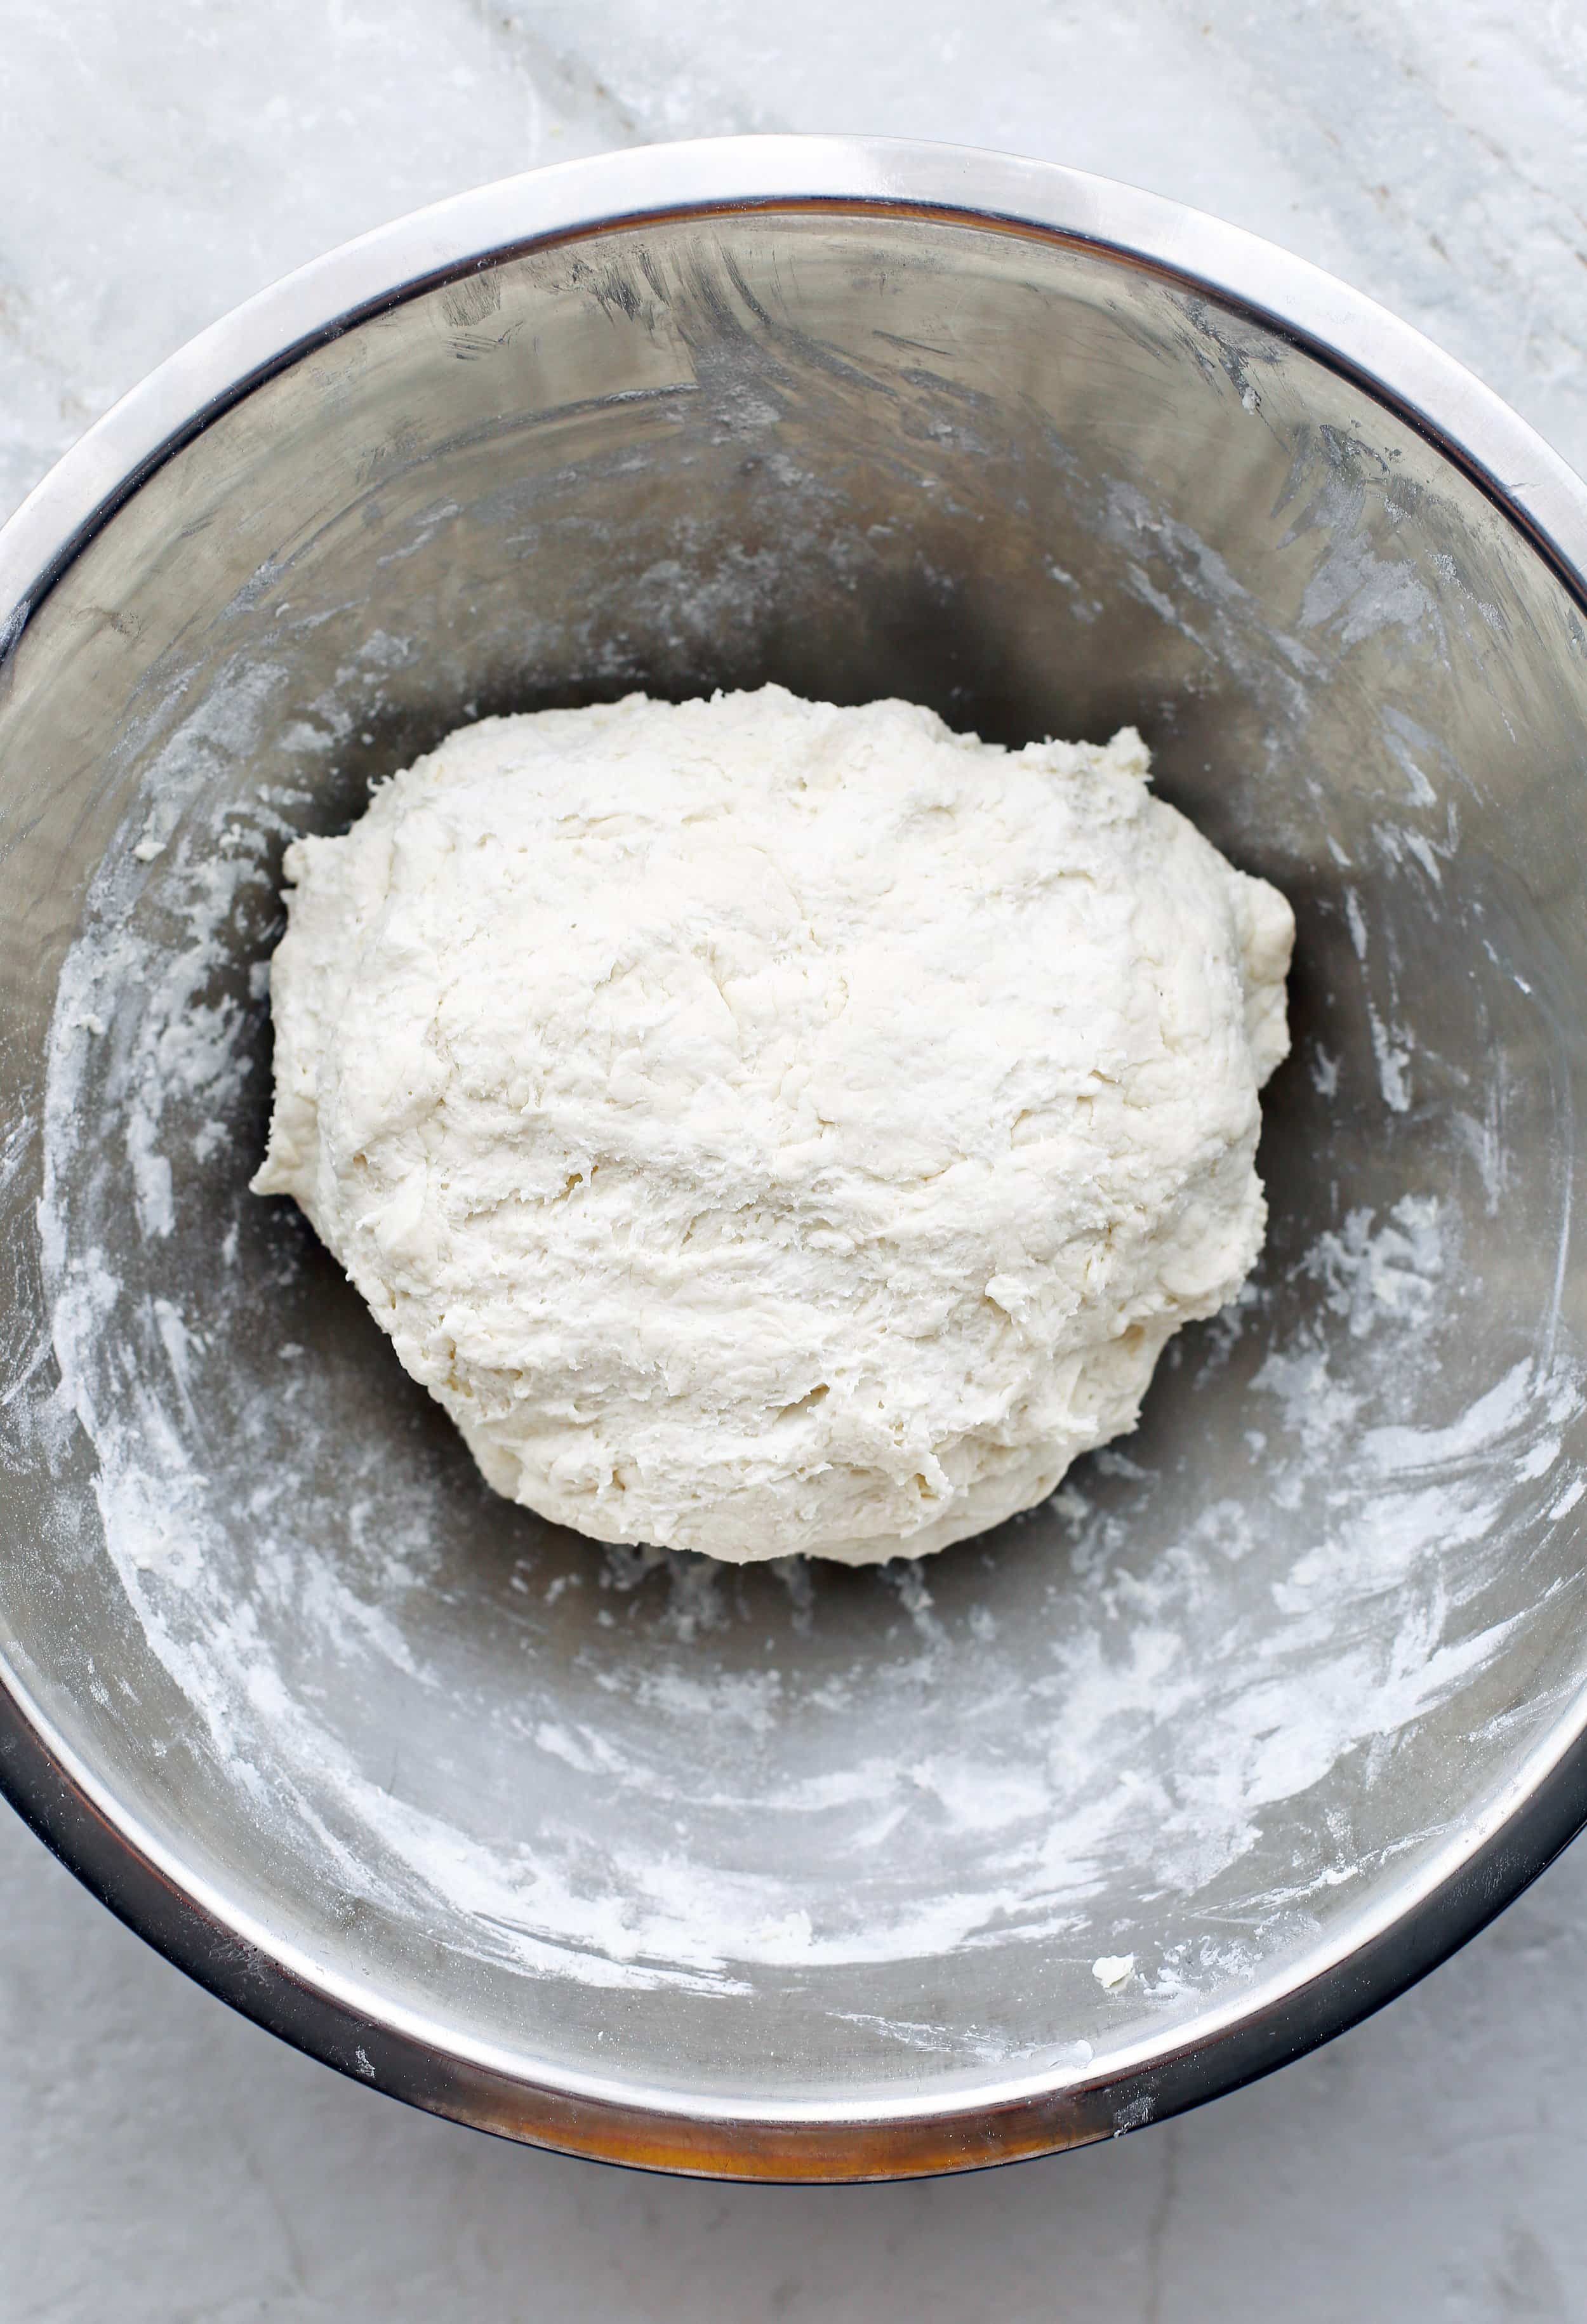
[[253, 687, 1292, 1564]]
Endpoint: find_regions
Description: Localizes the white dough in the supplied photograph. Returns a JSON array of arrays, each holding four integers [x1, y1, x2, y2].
[[253, 687, 1292, 1565]]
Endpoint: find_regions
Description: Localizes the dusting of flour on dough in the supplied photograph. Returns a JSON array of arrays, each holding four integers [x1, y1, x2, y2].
[[252, 687, 1294, 1564]]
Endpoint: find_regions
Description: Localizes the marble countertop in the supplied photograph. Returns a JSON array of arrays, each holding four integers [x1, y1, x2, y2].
[[4, 3, 1586, 2316]]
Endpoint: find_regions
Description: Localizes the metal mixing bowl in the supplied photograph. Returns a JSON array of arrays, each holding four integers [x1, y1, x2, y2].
[[4, 136, 1587, 2182]]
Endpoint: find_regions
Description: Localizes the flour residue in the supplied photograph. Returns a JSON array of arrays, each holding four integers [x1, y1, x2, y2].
[[32, 672, 1585, 2067]]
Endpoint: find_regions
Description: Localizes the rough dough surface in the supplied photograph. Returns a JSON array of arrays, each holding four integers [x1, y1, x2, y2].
[[253, 687, 1292, 1564]]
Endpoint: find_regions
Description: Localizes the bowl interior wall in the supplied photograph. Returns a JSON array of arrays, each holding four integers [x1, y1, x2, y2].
[[3, 209, 1586, 2106]]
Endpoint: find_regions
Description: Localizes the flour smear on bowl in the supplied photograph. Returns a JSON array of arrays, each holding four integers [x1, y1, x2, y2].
[[32, 651, 1587, 2049]]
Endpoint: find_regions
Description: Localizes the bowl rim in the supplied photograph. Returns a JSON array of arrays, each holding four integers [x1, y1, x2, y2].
[[4, 131, 1587, 2183]]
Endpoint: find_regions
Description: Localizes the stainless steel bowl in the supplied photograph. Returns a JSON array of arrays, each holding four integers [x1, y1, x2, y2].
[[4, 136, 1587, 2183]]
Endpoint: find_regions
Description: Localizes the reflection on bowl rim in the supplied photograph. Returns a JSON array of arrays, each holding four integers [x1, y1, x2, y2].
[[3, 135, 1586, 2182]]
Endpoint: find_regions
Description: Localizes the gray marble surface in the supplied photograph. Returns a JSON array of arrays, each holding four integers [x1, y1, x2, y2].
[[4, 4, 1587, 2316]]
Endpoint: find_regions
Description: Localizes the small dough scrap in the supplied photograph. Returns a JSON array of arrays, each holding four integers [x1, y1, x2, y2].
[[253, 686, 1292, 1564]]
